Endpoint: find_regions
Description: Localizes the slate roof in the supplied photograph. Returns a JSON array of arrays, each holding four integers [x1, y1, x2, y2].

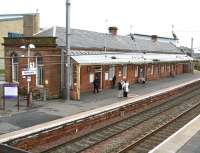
[[179, 46, 193, 54], [35, 26, 181, 54]]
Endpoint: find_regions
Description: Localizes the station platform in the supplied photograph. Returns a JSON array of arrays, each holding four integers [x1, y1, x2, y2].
[[0, 72, 200, 150], [0, 72, 200, 135], [149, 114, 200, 153]]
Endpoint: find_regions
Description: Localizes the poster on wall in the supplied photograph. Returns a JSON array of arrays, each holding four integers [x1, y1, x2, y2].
[[90, 73, 94, 83], [105, 72, 108, 80]]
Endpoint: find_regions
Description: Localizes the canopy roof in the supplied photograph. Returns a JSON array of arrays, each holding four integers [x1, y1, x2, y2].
[[71, 52, 192, 65]]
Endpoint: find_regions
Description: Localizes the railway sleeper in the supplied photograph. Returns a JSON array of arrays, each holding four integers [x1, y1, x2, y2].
[[134, 146, 150, 153], [138, 143, 155, 150], [143, 139, 160, 146]]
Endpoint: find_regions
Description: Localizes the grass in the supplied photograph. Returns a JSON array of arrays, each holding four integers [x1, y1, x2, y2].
[[0, 69, 5, 74], [195, 64, 200, 71]]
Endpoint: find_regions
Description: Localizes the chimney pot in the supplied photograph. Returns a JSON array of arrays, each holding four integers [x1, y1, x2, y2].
[[108, 26, 118, 35], [151, 35, 157, 42]]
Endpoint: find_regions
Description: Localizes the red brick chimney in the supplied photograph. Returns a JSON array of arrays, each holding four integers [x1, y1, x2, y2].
[[108, 26, 118, 35]]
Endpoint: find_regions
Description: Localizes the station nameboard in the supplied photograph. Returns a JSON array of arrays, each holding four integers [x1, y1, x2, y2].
[[22, 68, 37, 76]]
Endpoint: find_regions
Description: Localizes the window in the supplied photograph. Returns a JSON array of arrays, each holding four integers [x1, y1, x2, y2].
[[167, 64, 170, 72], [11, 53, 19, 82], [147, 66, 151, 74], [164, 64, 167, 72], [108, 65, 115, 80], [36, 54, 44, 86], [161, 65, 164, 73], [135, 66, 138, 77], [122, 65, 127, 78], [151, 65, 154, 75]]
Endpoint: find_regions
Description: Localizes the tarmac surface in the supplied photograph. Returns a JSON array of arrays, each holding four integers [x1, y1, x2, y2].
[[0, 72, 200, 135]]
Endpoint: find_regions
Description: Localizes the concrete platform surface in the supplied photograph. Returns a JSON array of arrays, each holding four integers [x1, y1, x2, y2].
[[149, 114, 200, 153], [0, 71, 200, 135]]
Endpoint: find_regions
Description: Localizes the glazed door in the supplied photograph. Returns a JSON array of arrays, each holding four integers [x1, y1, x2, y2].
[[138, 65, 145, 78]]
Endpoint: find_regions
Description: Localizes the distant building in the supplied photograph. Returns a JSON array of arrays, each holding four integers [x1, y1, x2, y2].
[[3, 26, 193, 100], [0, 13, 40, 69], [179, 46, 193, 57]]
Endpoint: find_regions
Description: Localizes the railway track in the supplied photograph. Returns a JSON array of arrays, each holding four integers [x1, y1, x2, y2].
[[118, 98, 200, 153], [44, 86, 200, 153]]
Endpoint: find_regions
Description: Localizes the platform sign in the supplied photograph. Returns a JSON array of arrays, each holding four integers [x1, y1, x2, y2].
[[3, 83, 19, 111], [4, 84, 18, 99], [22, 70, 36, 76], [22, 68, 37, 76]]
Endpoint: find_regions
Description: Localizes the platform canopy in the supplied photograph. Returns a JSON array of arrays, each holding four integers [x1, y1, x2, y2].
[[71, 52, 193, 65]]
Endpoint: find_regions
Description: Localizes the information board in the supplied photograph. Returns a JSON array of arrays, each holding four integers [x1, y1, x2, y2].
[[4, 84, 18, 99]]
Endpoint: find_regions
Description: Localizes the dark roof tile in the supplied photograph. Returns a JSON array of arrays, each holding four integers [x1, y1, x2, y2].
[[35, 26, 181, 54]]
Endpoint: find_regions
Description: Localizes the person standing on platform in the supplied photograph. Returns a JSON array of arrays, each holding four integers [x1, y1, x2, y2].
[[93, 77, 99, 93], [123, 80, 129, 97], [118, 80, 123, 98], [112, 75, 116, 88]]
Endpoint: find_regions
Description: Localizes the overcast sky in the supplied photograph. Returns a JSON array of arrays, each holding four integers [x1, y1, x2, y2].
[[1, 0, 200, 49]]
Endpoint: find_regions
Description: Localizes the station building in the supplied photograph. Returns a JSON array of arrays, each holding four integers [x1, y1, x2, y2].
[[3, 26, 193, 100]]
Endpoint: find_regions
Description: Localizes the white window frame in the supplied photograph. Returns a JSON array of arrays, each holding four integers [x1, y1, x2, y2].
[[37, 65, 44, 86], [108, 65, 115, 80], [147, 66, 151, 75], [161, 65, 164, 73], [11, 56, 19, 82], [135, 65, 138, 77], [36, 55, 44, 87], [151, 65, 154, 75], [122, 65, 127, 78]]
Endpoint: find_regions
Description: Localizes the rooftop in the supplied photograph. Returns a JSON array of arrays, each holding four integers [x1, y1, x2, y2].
[[0, 13, 39, 22], [35, 26, 181, 54], [71, 52, 192, 65]]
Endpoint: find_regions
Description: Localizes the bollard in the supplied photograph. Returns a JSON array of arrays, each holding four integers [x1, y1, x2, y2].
[[27, 92, 32, 107], [43, 88, 47, 101]]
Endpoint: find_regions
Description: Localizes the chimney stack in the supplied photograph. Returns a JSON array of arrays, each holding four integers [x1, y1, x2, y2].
[[23, 13, 40, 36], [108, 26, 118, 35], [151, 35, 158, 42]]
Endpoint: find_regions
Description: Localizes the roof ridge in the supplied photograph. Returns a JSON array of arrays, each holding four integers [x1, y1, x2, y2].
[[53, 26, 57, 37], [33, 26, 54, 36]]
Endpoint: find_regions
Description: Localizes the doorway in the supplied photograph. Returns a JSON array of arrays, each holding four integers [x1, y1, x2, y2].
[[138, 65, 145, 78], [94, 65, 102, 90]]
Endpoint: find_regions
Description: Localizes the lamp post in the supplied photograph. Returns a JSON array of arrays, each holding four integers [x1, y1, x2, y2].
[[21, 44, 35, 107], [66, 0, 71, 100]]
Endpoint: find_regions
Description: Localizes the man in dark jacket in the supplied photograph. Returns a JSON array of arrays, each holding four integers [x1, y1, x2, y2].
[[112, 75, 116, 88], [93, 77, 99, 93]]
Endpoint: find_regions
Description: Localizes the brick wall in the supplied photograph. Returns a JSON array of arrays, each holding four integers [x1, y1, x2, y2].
[[176, 63, 184, 75], [77, 62, 192, 94], [80, 65, 92, 92], [5, 46, 61, 99]]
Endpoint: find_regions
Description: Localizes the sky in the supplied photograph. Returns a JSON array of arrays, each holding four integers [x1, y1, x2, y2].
[[1, 0, 200, 49]]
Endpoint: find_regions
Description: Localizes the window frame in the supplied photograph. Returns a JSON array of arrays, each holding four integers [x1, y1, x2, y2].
[[108, 65, 115, 80], [11, 53, 19, 82], [36, 54, 44, 86], [122, 65, 127, 78]]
